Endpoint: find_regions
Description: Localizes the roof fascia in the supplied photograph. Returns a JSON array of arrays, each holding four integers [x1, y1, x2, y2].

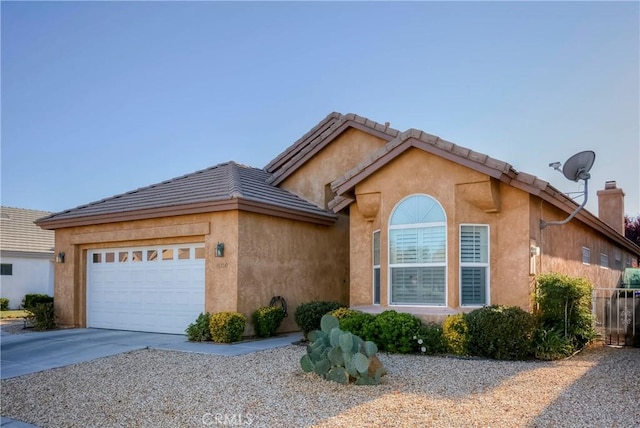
[[36, 198, 336, 230]]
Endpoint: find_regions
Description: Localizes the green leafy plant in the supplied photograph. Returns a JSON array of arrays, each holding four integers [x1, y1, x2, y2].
[[413, 322, 447, 355], [329, 307, 360, 321], [366, 310, 424, 354], [22, 294, 53, 310], [532, 327, 574, 361], [185, 312, 212, 342], [338, 311, 375, 339], [29, 302, 56, 331], [443, 313, 469, 355], [209, 312, 246, 343], [300, 314, 386, 385], [252, 306, 285, 338], [534, 273, 596, 353], [0, 297, 9, 311], [294, 301, 344, 339], [466, 305, 535, 360]]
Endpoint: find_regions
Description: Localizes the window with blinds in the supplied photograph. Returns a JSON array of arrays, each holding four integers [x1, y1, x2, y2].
[[460, 225, 489, 306], [389, 195, 446, 306]]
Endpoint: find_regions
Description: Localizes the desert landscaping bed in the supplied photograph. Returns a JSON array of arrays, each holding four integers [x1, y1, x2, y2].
[[1, 343, 639, 427]]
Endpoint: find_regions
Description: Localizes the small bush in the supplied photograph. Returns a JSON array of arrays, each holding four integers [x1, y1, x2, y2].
[[443, 313, 469, 355], [294, 301, 344, 338], [532, 327, 574, 361], [367, 310, 424, 354], [339, 311, 376, 339], [209, 312, 246, 343], [22, 294, 53, 310], [329, 307, 360, 320], [414, 322, 447, 355], [534, 273, 596, 352], [466, 305, 535, 360], [29, 302, 56, 331], [186, 312, 212, 342], [0, 297, 8, 311], [252, 306, 285, 338]]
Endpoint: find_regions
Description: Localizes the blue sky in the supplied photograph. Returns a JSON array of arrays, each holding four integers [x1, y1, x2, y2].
[[2, 1, 638, 217]]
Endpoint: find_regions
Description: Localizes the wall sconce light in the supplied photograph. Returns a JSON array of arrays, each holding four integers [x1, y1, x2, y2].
[[56, 252, 65, 263], [530, 246, 541, 257], [215, 242, 224, 258]]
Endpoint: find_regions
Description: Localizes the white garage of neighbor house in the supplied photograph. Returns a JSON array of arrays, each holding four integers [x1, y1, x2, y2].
[[86, 244, 205, 334], [1, 207, 55, 309]]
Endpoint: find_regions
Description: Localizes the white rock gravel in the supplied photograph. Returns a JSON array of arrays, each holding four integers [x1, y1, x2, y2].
[[1, 343, 638, 428]]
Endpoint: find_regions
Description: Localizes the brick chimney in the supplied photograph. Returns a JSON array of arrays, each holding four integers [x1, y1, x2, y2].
[[597, 181, 625, 234]]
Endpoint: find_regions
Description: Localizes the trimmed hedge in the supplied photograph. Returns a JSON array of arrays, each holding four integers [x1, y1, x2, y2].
[[252, 306, 285, 338], [294, 301, 344, 338], [466, 305, 535, 360], [209, 312, 246, 343], [0, 297, 8, 311], [22, 294, 53, 310], [443, 313, 469, 355], [365, 310, 423, 354]]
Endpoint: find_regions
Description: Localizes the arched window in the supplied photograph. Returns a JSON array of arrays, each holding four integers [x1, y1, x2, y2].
[[389, 195, 446, 305]]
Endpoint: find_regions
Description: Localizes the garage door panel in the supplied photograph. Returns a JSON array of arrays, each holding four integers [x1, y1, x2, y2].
[[87, 244, 205, 335]]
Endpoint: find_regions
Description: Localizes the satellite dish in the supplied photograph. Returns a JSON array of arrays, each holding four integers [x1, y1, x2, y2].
[[562, 150, 595, 182], [540, 150, 596, 229]]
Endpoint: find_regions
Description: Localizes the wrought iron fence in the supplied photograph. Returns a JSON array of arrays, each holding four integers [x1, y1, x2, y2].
[[592, 288, 640, 346]]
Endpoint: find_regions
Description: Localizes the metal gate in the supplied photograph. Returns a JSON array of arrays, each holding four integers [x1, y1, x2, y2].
[[592, 288, 640, 346]]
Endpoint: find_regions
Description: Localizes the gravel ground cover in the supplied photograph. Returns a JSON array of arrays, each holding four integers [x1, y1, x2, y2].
[[1, 339, 639, 428]]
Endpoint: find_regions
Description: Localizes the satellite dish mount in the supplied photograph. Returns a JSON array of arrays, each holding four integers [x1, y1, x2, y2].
[[540, 150, 595, 229]]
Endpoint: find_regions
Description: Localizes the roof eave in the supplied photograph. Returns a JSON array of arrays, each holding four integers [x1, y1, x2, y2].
[[36, 198, 336, 230]]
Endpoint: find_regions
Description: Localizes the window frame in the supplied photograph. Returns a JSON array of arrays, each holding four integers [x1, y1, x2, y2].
[[459, 224, 490, 307], [582, 247, 591, 265], [387, 194, 447, 307], [372, 230, 381, 305], [600, 252, 609, 269], [0, 263, 13, 276]]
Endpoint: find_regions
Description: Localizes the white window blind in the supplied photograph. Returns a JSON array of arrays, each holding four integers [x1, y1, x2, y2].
[[460, 225, 489, 306]]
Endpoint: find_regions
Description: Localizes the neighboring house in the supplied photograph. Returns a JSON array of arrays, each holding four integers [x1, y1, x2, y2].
[[36, 113, 640, 334], [1, 207, 55, 309]]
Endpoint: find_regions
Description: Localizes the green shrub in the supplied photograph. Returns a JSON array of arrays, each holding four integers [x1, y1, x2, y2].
[[414, 322, 447, 355], [0, 297, 8, 311], [185, 312, 212, 342], [22, 294, 53, 310], [367, 310, 424, 354], [330, 307, 360, 320], [252, 306, 285, 338], [209, 312, 246, 343], [532, 327, 574, 361], [29, 302, 56, 331], [443, 313, 469, 355], [338, 311, 376, 339], [466, 305, 535, 360], [534, 273, 596, 353], [300, 314, 386, 385], [294, 301, 344, 339]]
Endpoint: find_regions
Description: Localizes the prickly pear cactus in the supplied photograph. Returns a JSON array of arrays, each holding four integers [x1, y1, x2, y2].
[[300, 314, 386, 385]]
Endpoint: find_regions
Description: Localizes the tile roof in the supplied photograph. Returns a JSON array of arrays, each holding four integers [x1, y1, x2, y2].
[[37, 162, 336, 229], [265, 112, 401, 186], [1, 207, 54, 254], [328, 126, 640, 256]]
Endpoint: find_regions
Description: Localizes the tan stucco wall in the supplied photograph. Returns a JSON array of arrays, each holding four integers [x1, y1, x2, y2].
[[279, 128, 389, 207], [348, 148, 533, 313], [52, 213, 237, 329], [52, 208, 349, 335], [236, 211, 350, 333], [532, 198, 630, 289]]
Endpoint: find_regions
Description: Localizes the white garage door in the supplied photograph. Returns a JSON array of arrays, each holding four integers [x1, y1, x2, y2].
[[87, 244, 205, 334]]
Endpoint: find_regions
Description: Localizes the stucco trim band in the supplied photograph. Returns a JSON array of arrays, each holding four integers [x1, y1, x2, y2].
[[69, 223, 211, 245]]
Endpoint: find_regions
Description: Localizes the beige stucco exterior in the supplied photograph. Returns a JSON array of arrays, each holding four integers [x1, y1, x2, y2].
[[44, 113, 639, 335], [52, 210, 348, 334]]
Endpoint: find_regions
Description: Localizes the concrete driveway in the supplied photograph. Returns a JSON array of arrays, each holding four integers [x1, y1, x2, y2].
[[1, 328, 302, 380]]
